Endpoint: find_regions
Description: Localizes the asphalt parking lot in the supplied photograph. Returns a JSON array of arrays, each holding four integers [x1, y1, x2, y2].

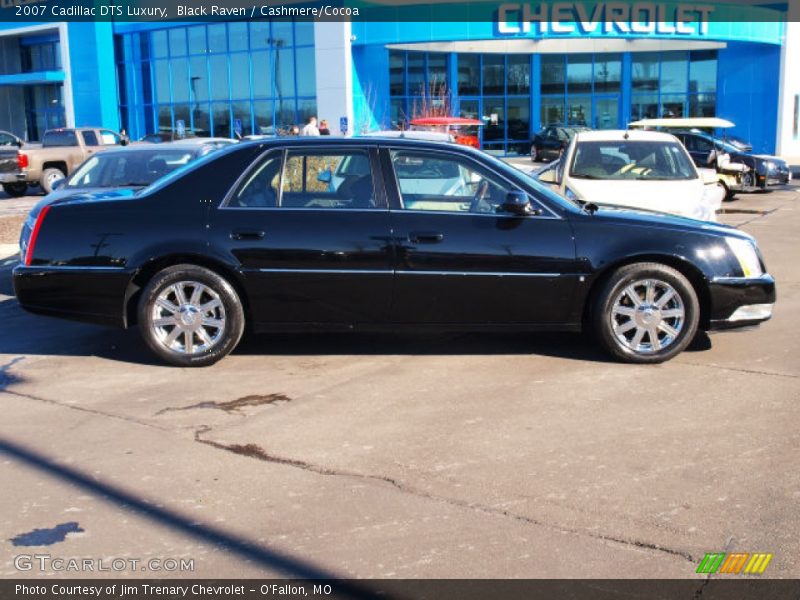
[[0, 181, 798, 580]]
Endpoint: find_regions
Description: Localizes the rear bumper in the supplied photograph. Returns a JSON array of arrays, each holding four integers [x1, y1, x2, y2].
[[13, 265, 134, 328], [0, 172, 25, 184], [708, 274, 776, 330]]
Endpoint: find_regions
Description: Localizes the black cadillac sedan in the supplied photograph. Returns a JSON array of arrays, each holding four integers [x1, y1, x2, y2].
[[14, 138, 775, 367]]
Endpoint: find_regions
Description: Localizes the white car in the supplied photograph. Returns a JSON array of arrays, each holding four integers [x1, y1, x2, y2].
[[537, 129, 724, 221]]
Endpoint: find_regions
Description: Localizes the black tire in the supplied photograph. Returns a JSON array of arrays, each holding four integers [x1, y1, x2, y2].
[[531, 145, 540, 162], [592, 263, 700, 364], [2, 182, 28, 197], [720, 182, 736, 202], [137, 264, 245, 367], [40, 168, 65, 194]]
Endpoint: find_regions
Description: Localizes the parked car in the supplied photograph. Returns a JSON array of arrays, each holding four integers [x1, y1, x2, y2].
[[12, 128, 128, 196], [0, 144, 27, 198], [39, 143, 219, 205], [537, 129, 725, 221], [531, 125, 589, 162], [14, 138, 774, 367], [0, 130, 24, 148], [673, 131, 791, 190]]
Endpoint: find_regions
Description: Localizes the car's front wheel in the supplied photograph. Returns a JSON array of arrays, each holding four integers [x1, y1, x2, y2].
[[531, 145, 540, 162], [137, 264, 245, 367], [40, 168, 65, 194], [592, 263, 700, 363]]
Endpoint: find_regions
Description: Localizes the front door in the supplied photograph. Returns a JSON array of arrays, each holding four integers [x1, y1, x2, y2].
[[382, 147, 579, 325], [209, 146, 394, 326]]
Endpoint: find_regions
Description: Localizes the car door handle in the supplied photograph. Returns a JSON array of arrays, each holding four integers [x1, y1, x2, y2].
[[408, 231, 444, 244], [230, 230, 265, 241]]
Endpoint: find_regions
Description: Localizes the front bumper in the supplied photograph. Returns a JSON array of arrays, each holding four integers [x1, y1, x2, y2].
[[708, 274, 776, 330]]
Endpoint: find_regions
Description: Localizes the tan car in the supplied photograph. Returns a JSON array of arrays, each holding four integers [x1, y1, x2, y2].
[[17, 128, 128, 194]]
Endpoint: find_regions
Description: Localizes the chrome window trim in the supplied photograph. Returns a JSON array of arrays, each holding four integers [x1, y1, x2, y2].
[[252, 268, 567, 277], [382, 145, 562, 220]]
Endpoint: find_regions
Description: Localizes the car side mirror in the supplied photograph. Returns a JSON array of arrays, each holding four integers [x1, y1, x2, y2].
[[501, 191, 534, 216], [537, 167, 559, 185], [317, 169, 332, 184]]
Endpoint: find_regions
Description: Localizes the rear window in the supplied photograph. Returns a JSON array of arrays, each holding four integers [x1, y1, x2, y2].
[[66, 149, 197, 188], [42, 130, 79, 147]]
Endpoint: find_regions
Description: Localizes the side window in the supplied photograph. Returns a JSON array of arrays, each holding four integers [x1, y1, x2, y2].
[[0, 133, 15, 146], [81, 131, 99, 146], [229, 153, 282, 208], [281, 150, 377, 209], [100, 130, 122, 145], [694, 137, 714, 153], [390, 150, 517, 214]]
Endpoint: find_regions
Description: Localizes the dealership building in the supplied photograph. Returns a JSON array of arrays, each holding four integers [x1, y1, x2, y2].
[[0, 2, 798, 158]]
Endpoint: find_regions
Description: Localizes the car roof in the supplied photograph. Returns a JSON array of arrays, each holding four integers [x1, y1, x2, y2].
[[575, 129, 679, 142], [236, 136, 465, 150], [87, 144, 203, 156]]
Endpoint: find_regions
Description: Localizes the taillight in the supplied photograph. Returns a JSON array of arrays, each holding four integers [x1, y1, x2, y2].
[[24, 205, 50, 266], [17, 152, 28, 169]]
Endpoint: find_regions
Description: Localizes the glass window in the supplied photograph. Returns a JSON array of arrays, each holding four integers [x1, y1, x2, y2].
[[169, 28, 187, 57], [507, 98, 529, 140], [272, 21, 293, 46], [631, 94, 658, 120], [207, 24, 227, 53], [187, 26, 207, 55], [390, 98, 406, 128], [231, 56, 250, 99], [566, 96, 590, 127], [150, 31, 168, 59], [295, 47, 316, 97], [230, 153, 282, 208], [507, 55, 529, 95], [458, 54, 479, 96], [660, 53, 688, 94], [632, 53, 659, 92], [211, 103, 231, 137], [276, 47, 295, 101], [250, 22, 271, 50], [660, 94, 686, 118], [390, 150, 517, 214], [232, 102, 252, 137], [390, 50, 405, 96], [407, 53, 425, 96], [209, 55, 229, 101], [428, 53, 447, 95], [594, 96, 620, 129], [483, 98, 504, 142], [153, 60, 171, 104], [483, 55, 504, 95], [171, 58, 190, 103], [228, 22, 248, 52], [690, 50, 717, 94], [173, 105, 190, 135], [794, 95, 799, 140], [0, 132, 17, 146], [541, 97, 564, 126], [282, 151, 376, 209], [567, 55, 592, 94], [541, 55, 565, 95], [157, 106, 172, 132], [251, 50, 273, 97], [297, 99, 317, 126], [189, 57, 209, 102], [192, 104, 210, 137], [253, 100, 274, 134], [593, 54, 620, 93], [689, 94, 716, 118], [295, 21, 314, 46], [81, 131, 99, 146]]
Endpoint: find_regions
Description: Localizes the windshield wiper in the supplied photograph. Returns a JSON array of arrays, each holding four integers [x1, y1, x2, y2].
[[571, 173, 602, 179]]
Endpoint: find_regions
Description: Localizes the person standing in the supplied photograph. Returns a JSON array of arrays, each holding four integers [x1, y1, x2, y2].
[[301, 116, 320, 136], [318, 119, 331, 135]]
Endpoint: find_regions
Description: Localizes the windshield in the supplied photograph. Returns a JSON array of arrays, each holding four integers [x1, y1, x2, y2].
[[66, 149, 197, 188], [570, 140, 697, 181]]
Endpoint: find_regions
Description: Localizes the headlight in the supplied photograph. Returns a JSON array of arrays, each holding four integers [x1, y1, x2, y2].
[[763, 160, 775, 170], [726, 237, 763, 278]]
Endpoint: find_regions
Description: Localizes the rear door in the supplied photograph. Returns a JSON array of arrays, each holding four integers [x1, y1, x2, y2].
[[209, 145, 394, 326], [383, 146, 579, 325]]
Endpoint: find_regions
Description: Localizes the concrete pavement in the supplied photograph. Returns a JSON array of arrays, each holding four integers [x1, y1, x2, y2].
[[0, 184, 798, 580]]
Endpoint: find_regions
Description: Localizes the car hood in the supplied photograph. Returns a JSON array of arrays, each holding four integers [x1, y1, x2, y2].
[[29, 187, 141, 219], [567, 177, 719, 221], [581, 202, 754, 242]]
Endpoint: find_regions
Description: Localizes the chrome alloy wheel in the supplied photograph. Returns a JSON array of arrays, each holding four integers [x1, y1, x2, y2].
[[610, 279, 685, 354], [151, 281, 226, 355]]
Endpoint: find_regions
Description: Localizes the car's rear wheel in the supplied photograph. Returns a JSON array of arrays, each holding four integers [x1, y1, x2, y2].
[[2, 182, 28, 197], [137, 264, 245, 367], [40, 168, 65, 194], [593, 263, 699, 364], [531, 145, 540, 162]]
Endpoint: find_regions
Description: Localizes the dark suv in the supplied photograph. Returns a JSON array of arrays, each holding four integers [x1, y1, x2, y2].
[[531, 125, 590, 162]]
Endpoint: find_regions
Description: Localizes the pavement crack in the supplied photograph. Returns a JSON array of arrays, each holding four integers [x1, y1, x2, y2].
[[1, 389, 168, 431], [678, 361, 797, 379], [157, 393, 292, 416], [194, 426, 696, 565]]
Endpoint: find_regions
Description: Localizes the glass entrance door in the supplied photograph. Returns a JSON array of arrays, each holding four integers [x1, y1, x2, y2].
[[593, 95, 621, 129]]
